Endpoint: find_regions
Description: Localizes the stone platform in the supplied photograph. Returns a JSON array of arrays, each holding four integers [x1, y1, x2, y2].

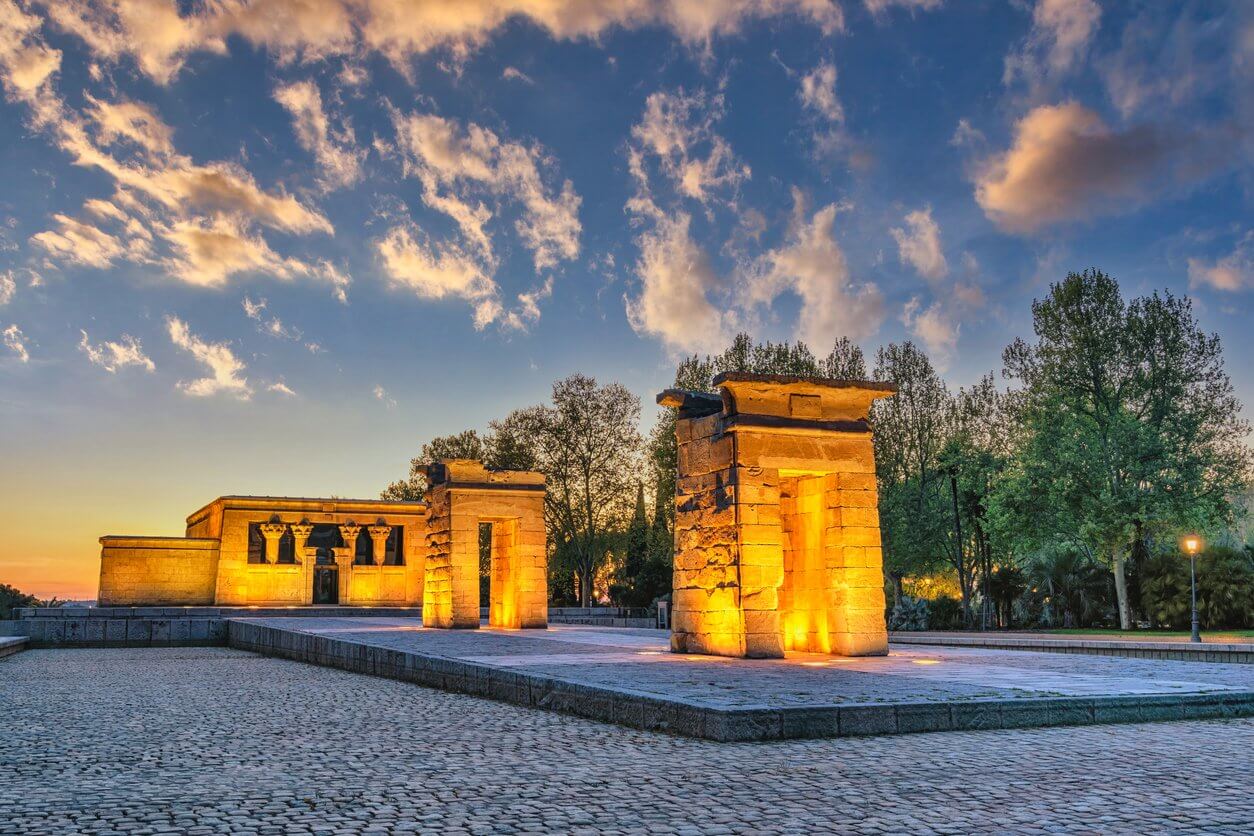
[[229, 617, 1254, 741], [891, 632, 1254, 664]]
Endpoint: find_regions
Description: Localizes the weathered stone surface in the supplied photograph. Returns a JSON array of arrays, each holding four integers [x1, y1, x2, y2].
[[666, 373, 895, 659], [422, 460, 548, 630]]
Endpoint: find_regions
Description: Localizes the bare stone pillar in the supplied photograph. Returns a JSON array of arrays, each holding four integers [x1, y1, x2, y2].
[[422, 460, 547, 629], [367, 524, 392, 566], [660, 372, 896, 659], [290, 522, 314, 605], [259, 522, 287, 565]]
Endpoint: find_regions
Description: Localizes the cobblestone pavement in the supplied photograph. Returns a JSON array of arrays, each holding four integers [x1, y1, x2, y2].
[[246, 618, 1254, 707], [2, 649, 1253, 835]]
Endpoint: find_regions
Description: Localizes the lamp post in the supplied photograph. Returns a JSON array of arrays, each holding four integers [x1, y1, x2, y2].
[[1183, 535, 1202, 644]]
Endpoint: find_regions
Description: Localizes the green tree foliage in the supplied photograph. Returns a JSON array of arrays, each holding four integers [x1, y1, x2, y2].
[[381, 429, 488, 500], [1140, 546, 1254, 629], [870, 342, 955, 603], [0, 583, 38, 619], [510, 374, 643, 607], [994, 269, 1251, 629]]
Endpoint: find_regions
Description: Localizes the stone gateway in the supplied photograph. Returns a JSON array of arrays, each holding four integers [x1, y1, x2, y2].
[[659, 372, 897, 659]]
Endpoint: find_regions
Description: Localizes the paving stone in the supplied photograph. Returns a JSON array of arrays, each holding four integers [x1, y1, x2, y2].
[[3, 648, 1254, 834]]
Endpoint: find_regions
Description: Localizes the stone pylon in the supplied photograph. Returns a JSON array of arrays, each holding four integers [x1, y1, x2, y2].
[[421, 460, 548, 630], [659, 372, 897, 658]]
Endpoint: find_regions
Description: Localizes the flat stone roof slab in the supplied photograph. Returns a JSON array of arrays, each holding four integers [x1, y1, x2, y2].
[[228, 617, 1254, 741]]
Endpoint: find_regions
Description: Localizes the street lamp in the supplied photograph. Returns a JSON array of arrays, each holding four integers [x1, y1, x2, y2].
[[1183, 535, 1202, 644]]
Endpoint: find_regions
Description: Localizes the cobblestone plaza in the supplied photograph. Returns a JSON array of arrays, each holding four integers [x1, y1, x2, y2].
[[3, 647, 1253, 834]]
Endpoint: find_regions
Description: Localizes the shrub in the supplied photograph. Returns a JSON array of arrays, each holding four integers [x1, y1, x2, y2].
[[1141, 546, 1254, 630], [888, 596, 929, 631], [926, 595, 964, 630]]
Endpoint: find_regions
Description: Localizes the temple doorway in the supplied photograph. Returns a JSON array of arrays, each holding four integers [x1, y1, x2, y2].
[[313, 566, 338, 604]]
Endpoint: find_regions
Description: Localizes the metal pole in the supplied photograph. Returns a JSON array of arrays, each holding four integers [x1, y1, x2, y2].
[[1190, 554, 1201, 644]]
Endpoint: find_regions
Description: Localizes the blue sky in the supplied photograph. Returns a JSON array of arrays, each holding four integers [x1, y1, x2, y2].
[[0, 0, 1251, 596]]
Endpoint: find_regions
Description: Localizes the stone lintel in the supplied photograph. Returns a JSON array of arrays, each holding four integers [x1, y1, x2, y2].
[[422, 459, 546, 489], [713, 372, 896, 424]]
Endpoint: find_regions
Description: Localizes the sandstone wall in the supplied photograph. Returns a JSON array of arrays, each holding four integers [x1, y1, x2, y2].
[[423, 461, 547, 630], [98, 537, 219, 606]]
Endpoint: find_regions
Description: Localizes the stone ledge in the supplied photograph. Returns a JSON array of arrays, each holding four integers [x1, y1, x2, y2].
[[890, 633, 1254, 665], [0, 636, 28, 660], [227, 619, 1254, 742], [9, 606, 427, 647]]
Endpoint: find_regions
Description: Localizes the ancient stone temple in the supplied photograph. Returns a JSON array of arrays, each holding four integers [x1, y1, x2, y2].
[[98, 497, 427, 607], [659, 372, 897, 659], [95, 460, 549, 616], [422, 460, 548, 629]]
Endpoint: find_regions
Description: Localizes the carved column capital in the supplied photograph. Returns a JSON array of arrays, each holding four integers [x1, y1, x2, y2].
[[338, 523, 362, 544], [290, 522, 314, 539], [367, 524, 392, 566], [258, 522, 287, 564]]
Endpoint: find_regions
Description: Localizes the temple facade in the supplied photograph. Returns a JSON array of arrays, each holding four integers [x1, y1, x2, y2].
[[98, 496, 428, 607]]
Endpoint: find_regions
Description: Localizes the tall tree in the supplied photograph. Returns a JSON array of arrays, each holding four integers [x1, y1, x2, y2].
[[871, 342, 956, 609], [820, 336, 868, 379], [518, 374, 643, 607], [996, 270, 1250, 629]]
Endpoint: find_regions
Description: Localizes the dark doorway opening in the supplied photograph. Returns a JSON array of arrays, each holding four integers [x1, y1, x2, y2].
[[313, 567, 338, 604]]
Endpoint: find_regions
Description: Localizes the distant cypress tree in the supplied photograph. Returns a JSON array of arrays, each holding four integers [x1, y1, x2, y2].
[[623, 483, 650, 601]]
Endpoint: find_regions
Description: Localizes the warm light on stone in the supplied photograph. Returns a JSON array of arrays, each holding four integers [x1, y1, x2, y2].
[[421, 460, 548, 630], [97, 497, 428, 607], [660, 372, 897, 659]]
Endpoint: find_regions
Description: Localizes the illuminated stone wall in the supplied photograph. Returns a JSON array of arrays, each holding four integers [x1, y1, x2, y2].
[[422, 460, 547, 630], [97, 537, 219, 606], [662, 372, 896, 659], [98, 497, 427, 607]]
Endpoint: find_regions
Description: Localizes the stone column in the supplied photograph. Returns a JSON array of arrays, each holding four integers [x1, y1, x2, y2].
[[290, 522, 314, 605], [259, 522, 287, 565], [336, 523, 361, 605], [660, 372, 896, 659], [367, 524, 392, 566]]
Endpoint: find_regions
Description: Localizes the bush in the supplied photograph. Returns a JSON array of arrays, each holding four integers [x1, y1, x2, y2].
[[1141, 546, 1254, 630], [0, 584, 39, 619], [926, 595, 964, 630], [888, 596, 929, 631]]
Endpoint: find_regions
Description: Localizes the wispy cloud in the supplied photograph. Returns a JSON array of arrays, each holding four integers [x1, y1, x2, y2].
[[165, 315, 250, 399], [31, 0, 844, 83], [1188, 232, 1253, 293], [79, 329, 154, 372], [3, 323, 29, 362], [373, 384, 396, 408], [273, 79, 364, 191], [891, 207, 948, 281], [0, 270, 15, 306], [972, 102, 1230, 233]]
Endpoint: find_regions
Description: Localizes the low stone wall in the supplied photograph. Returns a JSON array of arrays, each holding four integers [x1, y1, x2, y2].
[[6, 606, 425, 647], [0, 636, 27, 659], [890, 633, 1254, 665]]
